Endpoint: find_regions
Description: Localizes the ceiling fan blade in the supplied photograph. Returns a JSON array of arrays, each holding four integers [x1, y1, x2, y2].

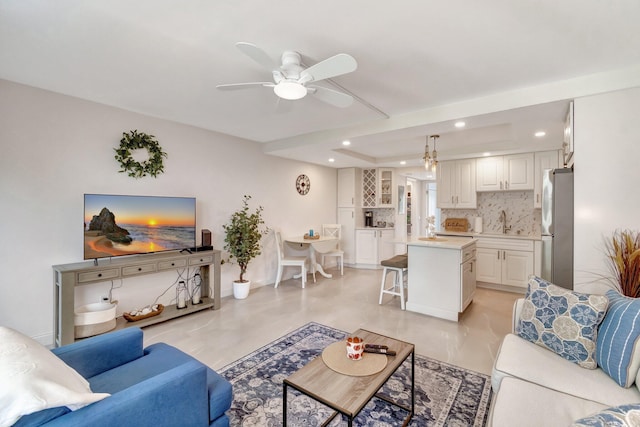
[[308, 86, 354, 108], [235, 42, 277, 70], [300, 53, 357, 83], [216, 82, 275, 90]]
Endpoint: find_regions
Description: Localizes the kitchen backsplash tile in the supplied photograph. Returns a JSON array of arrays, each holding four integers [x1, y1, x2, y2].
[[371, 208, 395, 226], [441, 191, 541, 236]]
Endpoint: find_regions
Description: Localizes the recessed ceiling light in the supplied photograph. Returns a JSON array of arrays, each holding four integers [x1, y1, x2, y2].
[[455, 121, 466, 128], [328, 158, 335, 163], [483, 152, 491, 157], [342, 140, 351, 146], [535, 131, 546, 137], [400, 161, 406, 165]]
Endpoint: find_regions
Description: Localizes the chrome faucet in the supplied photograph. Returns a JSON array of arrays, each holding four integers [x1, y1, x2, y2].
[[500, 210, 511, 234]]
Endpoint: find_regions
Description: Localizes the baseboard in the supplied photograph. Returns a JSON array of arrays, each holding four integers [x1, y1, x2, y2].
[[32, 332, 55, 349], [477, 281, 526, 294]]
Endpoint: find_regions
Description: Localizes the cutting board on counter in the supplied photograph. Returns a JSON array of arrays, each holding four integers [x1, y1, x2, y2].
[[444, 218, 469, 232]]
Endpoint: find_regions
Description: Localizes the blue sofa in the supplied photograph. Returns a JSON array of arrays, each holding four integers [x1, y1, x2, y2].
[[15, 327, 232, 427]]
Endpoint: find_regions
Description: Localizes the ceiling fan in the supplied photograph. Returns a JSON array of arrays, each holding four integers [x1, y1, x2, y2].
[[216, 42, 358, 108]]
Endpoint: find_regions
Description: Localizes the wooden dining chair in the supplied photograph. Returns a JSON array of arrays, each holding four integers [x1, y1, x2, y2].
[[320, 224, 344, 275], [274, 230, 308, 288]]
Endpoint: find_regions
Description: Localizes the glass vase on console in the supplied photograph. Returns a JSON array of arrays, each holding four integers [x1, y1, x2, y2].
[[176, 281, 188, 309], [191, 273, 202, 305]]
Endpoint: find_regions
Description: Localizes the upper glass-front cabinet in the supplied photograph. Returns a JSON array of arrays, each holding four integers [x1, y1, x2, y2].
[[379, 169, 393, 207]]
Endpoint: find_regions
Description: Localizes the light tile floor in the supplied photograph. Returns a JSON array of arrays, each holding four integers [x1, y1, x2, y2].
[[143, 267, 521, 376]]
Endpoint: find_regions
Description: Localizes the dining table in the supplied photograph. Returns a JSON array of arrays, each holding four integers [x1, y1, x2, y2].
[[284, 235, 338, 279]]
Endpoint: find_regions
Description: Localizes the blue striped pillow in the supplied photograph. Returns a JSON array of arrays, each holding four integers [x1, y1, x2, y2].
[[596, 290, 640, 387]]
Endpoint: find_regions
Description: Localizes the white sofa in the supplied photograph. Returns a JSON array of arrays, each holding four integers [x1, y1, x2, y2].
[[488, 298, 640, 426]]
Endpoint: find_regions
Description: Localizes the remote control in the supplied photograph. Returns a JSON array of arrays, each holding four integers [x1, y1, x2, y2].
[[364, 344, 388, 350], [364, 348, 396, 356]]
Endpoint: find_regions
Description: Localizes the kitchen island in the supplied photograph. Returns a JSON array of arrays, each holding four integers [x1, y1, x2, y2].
[[406, 236, 477, 321]]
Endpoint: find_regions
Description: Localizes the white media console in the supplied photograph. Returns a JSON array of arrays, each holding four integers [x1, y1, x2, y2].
[[53, 248, 221, 346]]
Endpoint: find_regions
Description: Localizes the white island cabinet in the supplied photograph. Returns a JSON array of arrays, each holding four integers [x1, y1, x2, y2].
[[406, 237, 477, 322]]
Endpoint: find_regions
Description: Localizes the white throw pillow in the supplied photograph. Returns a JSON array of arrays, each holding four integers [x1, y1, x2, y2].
[[0, 326, 110, 427]]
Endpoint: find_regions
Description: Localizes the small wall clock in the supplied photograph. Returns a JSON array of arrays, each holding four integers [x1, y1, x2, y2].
[[296, 174, 310, 195]]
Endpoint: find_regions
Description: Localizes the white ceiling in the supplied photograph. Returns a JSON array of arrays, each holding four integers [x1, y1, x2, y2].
[[2, 1, 639, 174]]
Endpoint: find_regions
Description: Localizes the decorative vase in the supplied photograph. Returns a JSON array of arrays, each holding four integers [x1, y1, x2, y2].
[[233, 280, 251, 299]]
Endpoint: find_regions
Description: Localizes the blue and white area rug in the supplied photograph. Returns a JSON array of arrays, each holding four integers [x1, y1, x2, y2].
[[219, 322, 492, 426]]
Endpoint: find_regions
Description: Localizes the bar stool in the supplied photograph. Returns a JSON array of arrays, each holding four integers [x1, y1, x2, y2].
[[379, 254, 408, 310]]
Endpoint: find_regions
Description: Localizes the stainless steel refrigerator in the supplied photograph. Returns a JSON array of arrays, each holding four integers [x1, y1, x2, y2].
[[541, 168, 574, 289]]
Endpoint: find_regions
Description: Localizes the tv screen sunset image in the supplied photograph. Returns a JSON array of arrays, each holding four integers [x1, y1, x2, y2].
[[84, 194, 196, 260]]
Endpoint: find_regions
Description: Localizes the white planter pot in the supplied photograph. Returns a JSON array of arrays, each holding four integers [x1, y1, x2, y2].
[[233, 280, 251, 299]]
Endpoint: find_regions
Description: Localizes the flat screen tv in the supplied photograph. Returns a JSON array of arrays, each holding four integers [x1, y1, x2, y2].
[[84, 194, 196, 260]]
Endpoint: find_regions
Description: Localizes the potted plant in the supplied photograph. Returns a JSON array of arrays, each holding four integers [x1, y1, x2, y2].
[[222, 195, 268, 299], [604, 229, 640, 298]]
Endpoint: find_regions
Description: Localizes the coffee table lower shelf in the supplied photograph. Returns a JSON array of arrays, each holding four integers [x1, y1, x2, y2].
[[282, 329, 415, 427]]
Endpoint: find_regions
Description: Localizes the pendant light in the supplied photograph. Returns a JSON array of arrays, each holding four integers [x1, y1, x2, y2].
[[423, 136, 431, 170], [423, 135, 439, 176], [430, 135, 439, 174]]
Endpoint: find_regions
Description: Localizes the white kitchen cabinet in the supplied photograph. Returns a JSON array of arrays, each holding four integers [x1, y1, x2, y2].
[[437, 161, 455, 208], [337, 168, 362, 208], [337, 208, 356, 265], [355, 229, 377, 264], [502, 249, 534, 288], [475, 156, 502, 192], [355, 228, 395, 265], [362, 168, 394, 208], [378, 229, 396, 261], [406, 239, 476, 321], [461, 256, 477, 311], [436, 159, 477, 209], [476, 154, 534, 192], [533, 150, 560, 208], [337, 168, 361, 265], [475, 237, 534, 289], [476, 247, 502, 284]]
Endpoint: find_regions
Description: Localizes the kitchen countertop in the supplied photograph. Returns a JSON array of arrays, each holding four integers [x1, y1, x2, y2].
[[407, 236, 477, 250], [356, 226, 395, 230], [436, 231, 541, 241]]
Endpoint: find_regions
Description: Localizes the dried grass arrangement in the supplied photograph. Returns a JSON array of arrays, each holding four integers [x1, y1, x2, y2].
[[604, 230, 640, 298]]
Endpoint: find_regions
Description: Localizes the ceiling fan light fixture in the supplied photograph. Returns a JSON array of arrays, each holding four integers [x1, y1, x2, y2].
[[274, 81, 307, 100]]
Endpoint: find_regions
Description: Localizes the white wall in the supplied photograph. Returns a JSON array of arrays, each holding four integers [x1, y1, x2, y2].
[[573, 87, 640, 293], [0, 79, 337, 344]]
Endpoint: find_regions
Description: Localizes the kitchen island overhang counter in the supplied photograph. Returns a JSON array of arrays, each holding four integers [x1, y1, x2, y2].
[[406, 237, 477, 321]]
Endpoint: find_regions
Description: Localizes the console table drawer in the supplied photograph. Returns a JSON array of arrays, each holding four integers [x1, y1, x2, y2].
[[157, 259, 188, 270], [77, 269, 119, 283], [189, 255, 214, 265], [122, 264, 156, 276]]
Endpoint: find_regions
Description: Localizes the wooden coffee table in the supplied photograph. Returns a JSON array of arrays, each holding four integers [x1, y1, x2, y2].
[[283, 329, 415, 426]]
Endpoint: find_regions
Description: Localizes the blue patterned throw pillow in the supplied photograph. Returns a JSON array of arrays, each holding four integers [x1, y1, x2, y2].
[[572, 403, 640, 426], [596, 290, 640, 387], [516, 276, 609, 369]]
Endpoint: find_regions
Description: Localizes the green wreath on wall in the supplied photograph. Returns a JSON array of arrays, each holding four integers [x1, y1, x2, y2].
[[114, 130, 167, 178]]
